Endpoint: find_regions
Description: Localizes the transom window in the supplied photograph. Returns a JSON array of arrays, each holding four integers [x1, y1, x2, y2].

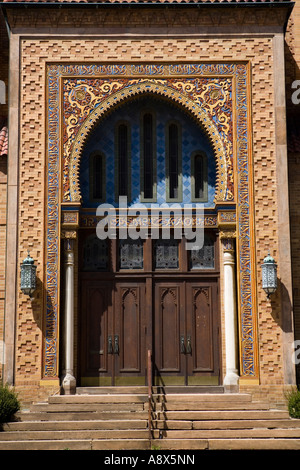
[[81, 231, 217, 273]]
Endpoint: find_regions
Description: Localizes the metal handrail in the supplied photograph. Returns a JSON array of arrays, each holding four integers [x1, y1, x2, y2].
[[147, 349, 152, 441]]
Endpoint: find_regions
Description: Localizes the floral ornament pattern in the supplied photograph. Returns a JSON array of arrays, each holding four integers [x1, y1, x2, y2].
[[63, 77, 232, 203]]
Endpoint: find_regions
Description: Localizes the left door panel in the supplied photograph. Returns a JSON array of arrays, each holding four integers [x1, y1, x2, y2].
[[80, 280, 113, 386]]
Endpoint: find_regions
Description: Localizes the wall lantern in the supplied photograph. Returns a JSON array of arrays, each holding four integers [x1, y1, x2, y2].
[[261, 252, 277, 298], [20, 251, 36, 298]]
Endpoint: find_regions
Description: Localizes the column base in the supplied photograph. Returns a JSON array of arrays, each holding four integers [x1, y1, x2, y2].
[[224, 369, 239, 393], [61, 372, 76, 395]]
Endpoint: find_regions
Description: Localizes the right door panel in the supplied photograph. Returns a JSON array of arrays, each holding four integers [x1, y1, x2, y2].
[[186, 280, 220, 385]]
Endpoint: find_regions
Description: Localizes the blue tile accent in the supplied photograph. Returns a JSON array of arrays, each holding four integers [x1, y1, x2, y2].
[[80, 97, 216, 208]]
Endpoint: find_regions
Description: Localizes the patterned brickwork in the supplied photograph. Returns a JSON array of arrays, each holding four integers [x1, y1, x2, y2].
[[15, 34, 284, 405], [285, 1, 300, 386]]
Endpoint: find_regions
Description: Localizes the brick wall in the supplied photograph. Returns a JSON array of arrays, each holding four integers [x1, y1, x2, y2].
[[286, 1, 300, 384], [13, 30, 286, 404]]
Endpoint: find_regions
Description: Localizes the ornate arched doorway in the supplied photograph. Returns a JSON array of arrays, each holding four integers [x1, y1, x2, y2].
[[77, 96, 221, 386], [48, 64, 257, 395]]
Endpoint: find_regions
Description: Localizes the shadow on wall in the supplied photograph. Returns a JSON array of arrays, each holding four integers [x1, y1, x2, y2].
[[269, 278, 293, 332]]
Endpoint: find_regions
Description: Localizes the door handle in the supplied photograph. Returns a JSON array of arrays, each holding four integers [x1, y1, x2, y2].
[[186, 335, 192, 354], [114, 335, 119, 355], [180, 335, 185, 354], [108, 335, 113, 354]]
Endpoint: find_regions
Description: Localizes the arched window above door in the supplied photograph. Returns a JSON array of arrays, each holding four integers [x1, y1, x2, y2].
[[80, 96, 216, 208]]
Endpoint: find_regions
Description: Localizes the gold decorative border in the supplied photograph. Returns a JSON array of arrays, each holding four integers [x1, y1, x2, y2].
[[66, 79, 231, 204], [45, 62, 258, 382]]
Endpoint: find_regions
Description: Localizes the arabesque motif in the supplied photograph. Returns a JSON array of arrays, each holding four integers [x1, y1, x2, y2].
[[63, 76, 233, 203]]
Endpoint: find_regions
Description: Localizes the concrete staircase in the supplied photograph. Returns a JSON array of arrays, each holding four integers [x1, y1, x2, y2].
[[1, 386, 300, 450]]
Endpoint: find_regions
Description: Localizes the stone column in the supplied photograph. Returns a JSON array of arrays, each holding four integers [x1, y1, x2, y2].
[[62, 237, 76, 395], [222, 237, 239, 392]]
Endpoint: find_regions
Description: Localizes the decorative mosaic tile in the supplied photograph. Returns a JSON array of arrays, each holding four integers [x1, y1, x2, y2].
[[80, 96, 216, 208]]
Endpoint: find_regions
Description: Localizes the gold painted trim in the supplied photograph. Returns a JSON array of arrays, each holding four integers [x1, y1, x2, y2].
[[69, 80, 228, 204]]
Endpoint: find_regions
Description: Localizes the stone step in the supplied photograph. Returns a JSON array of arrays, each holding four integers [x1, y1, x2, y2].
[[0, 439, 151, 451], [20, 409, 287, 423], [153, 393, 252, 404], [156, 410, 290, 420], [159, 428, 300, 439], [155, 402, 270, 411], [77, 386, 148, 395], [49, 392, 248, 405], [31, 402, 145, 412], [76, 386, 224, 395], [17, 411, 149, 421], [151, 438, 300, 450], [0, 429, 150, 441], [208, 439, 300, 450], [7, 437, 299, 451], [16, 414, 148, 426], [49, 394, 148, 404], [3, 419, 149, 432], [30, 400, 267, 413], [155, 418, 300, 430]]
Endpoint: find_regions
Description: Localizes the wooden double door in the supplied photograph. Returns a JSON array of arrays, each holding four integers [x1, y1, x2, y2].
[[79, 234, 221, 386]]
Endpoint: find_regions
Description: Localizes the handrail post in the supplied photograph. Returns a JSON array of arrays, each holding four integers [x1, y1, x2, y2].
[[147, 349, 152, 442]]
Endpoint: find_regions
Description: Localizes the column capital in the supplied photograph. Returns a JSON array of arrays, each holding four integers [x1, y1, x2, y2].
[[221, 235, 236, 254], [220, 230, 236, 240], [61, 230, 77, 240]]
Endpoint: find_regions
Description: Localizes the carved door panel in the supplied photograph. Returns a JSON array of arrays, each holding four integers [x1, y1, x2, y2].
[[153, 280, 219, 385], [185, 281, 220, 385], [80, 280, 113, 385], [154, 282, 186, 384], [114, 282, 146, 384], [81, 279, 146, 385]]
